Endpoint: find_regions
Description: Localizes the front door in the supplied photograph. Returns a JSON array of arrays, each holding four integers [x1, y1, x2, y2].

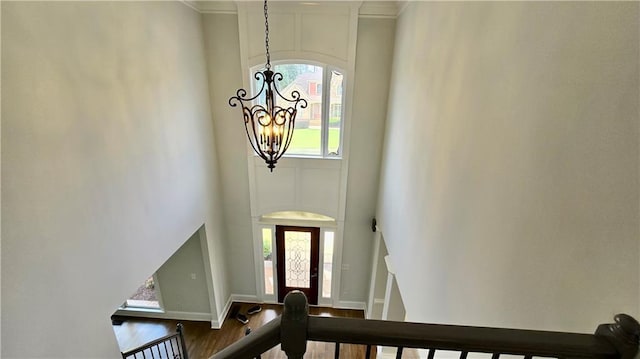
[[276, 225, 320, 305]]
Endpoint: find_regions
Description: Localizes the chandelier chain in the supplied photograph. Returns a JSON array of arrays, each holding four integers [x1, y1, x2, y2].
[[264, 0, 271, 69]]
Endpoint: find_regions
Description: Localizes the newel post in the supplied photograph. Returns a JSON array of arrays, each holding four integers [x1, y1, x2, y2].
[[595, 314, 640, 359], [281, 291, 309, 359], [177, 323, 189, 359]]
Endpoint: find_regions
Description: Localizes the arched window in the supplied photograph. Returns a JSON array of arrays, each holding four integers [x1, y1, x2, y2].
[[251, 62, 345, 158]]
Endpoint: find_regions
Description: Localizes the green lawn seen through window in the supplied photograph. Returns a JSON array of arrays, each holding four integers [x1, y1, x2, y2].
[[288, 128, 340, 154]]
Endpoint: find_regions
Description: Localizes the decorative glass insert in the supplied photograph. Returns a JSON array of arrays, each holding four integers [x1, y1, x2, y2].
[[323, 231, 334, 298], [284, 231, 312, 288], [262, 228, 274, 295]]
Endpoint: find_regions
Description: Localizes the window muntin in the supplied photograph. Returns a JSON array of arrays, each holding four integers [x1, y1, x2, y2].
[[251, 62, 344, 158]]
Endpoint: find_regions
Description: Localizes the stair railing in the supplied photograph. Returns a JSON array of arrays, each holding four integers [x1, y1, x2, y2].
[[121, 323, 189, 359], [212, 291, 640, 359]]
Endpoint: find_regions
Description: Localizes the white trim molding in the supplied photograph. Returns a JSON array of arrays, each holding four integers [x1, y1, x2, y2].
[[336, 300, 367, 311], [183, 1, 403, 18], [114, 309, 212, 322], [213, 295, 234, 329], [359, 1, 404, 18], [230, 294, 261, 303], [213, 294, 261, 328], [184, 1, 237, 14]]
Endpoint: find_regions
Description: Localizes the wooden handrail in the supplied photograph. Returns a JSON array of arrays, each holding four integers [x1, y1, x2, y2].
[[211, 317, 281, 359], [308, 316, 618, 358], [211, 291, 640, 359]]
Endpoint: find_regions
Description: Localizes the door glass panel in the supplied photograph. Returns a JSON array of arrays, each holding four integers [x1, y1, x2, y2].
[[284, 231, 312, 288]]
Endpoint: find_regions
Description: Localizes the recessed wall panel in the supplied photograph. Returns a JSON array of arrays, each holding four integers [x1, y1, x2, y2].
[[247, 10, 296, 59], [255, 164, 297, 213], [297, 167, 341, 218], [300, 13, 350, 62]]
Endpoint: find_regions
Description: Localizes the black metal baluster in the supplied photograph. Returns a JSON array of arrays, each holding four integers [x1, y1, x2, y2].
[[492, 353, 500, 359], [428, 349, 436, 359], [141, 350, 146, 359], [365, 345, 372, 359], [460, 351, 468, 359], [524, 356, 532, 359], [334, 342, 340, 359], [163, 341, 170, 359], [150, 346, 156, 359], [396, 346, 404, 359], [169, 338, 177, 358]]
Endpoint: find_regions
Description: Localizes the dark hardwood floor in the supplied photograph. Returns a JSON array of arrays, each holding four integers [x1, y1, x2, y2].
[[113, 302, 381, 359]]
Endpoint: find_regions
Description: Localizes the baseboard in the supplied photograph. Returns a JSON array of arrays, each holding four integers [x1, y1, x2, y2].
[[211, 294, 261, 329], [212, 296, 233, 329], [212, 295, 364, 327], [114, 309, 211, 322], [336, 300, 366, 311], [230, 294, 260, 303]]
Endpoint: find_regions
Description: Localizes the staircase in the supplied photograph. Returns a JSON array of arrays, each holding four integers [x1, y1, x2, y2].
[[212, 291, 640, 359]]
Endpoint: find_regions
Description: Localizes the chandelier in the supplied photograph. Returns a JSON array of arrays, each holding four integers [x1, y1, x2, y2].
[[229, 0, 307, 172]]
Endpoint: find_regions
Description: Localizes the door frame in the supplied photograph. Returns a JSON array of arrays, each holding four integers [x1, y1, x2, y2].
[[275, 225, 320, 305], [251, 217, 343, 307]]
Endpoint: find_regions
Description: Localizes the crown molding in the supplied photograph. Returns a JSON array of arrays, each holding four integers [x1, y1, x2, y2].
[[359, 1, 404, 18], [182, 1, 403, 18], [188, 1, 238, 14]]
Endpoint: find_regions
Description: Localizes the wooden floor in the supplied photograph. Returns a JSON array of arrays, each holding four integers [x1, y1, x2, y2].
[[113, 302, 386, 359]]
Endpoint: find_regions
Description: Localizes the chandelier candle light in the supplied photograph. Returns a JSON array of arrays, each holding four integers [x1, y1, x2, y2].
[[229, 0, 307, 172]]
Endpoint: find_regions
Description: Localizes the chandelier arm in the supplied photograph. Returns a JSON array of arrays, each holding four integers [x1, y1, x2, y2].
[[244, 113, 269, 163], [229, 73, 268, 107], [271, 108, 287, 157], [279, 111, 296, 155], [250, 105, 273, 126], [228, 0, 307, 171], [270, 72, 308, 107]]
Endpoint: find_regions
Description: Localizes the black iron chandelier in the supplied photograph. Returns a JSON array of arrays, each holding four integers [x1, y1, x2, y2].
[[229, 0, 307, 172]]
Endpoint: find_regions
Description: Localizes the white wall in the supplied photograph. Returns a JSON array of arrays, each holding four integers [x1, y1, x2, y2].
[[378, 2, 639, 332], [204, 6, 396, 306], [156, 229, 211, 316], [239, 2, 359, 223], [341, 17, 395, 302], [1, 2, 228, 357], [202, 13, 257, 296]]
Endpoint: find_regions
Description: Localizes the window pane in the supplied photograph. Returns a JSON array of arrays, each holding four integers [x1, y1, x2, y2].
[[328, 71, 343, 156], [126, 276, 160, 309], [323, 231, 334, 298], [262, 228, 274, 295], [274, 64, 323, 156]]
